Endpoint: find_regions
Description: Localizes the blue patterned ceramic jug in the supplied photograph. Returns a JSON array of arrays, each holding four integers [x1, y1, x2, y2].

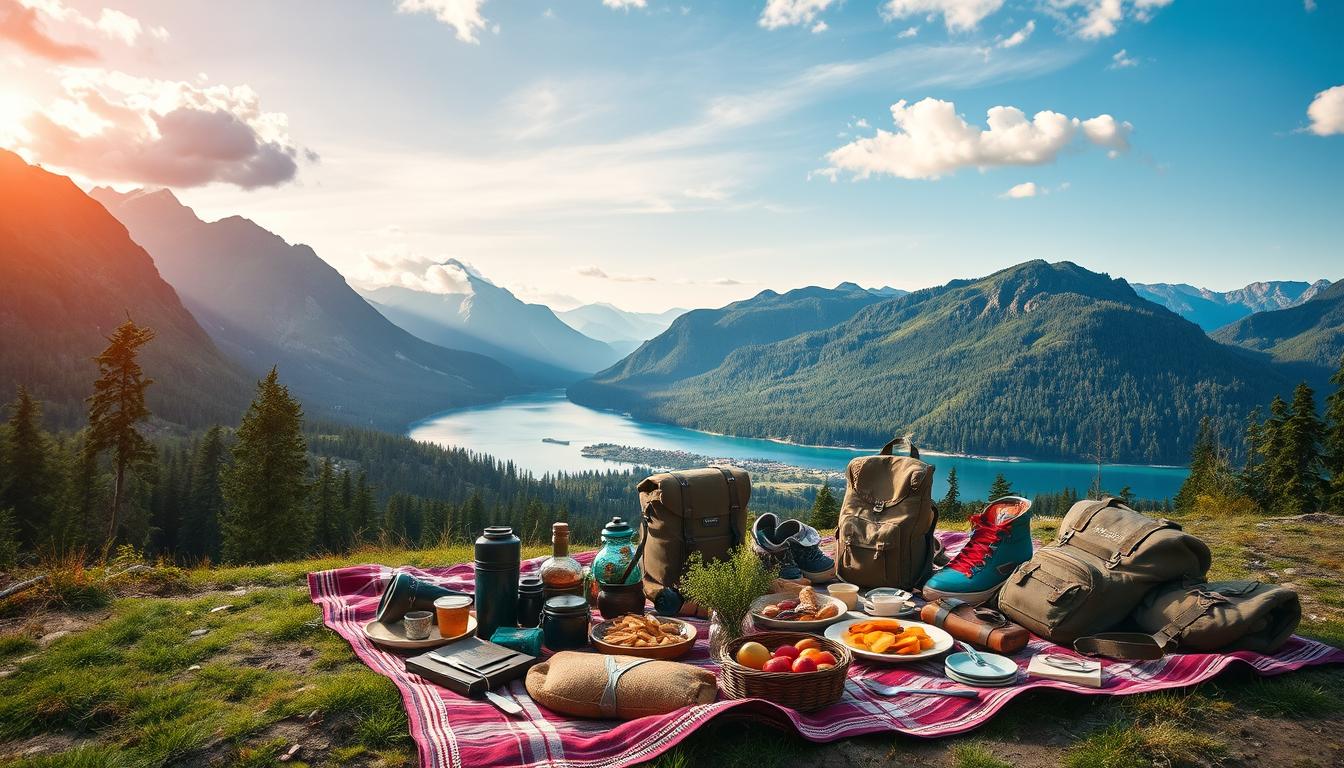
[[592, 516, 641, 585]]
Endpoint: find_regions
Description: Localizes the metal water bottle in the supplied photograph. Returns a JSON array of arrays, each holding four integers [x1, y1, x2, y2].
[[474, 526, 521, 639]]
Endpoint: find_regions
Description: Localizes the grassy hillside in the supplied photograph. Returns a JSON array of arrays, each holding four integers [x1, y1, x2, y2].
[[1213, 280, 1344, 383], [2, 513, 1341, 768]]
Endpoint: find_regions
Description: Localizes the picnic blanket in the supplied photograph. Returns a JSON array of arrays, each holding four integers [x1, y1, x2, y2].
[[308, 532, 1344, 768]]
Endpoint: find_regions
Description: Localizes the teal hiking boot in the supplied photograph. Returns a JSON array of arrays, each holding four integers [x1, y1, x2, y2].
[[923, 496, 1033, 606]]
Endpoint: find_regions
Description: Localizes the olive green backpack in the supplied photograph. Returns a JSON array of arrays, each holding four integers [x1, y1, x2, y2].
[[835, 438, 939, 590], [997, 497, 1211, 647], [636, 466, 750, 602]]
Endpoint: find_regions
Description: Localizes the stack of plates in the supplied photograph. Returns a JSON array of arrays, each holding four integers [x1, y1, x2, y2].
[[944, 651, 1020, 688]]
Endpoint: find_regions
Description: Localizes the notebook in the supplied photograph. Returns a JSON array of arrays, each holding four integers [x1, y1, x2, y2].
[[1026, 653, 1104, 688], [405, 636, 538, 697]]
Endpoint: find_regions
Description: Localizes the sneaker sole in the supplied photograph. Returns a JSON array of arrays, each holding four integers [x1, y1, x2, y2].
[[800, 565, 836, 583], [920, 581, 1004, 607]]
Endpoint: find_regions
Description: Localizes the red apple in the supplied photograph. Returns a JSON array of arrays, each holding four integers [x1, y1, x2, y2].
[[772, 644, 800, 659], [791, 656, 818, 673], [810, 651, 837, 667], [762, 656, 793, 673]]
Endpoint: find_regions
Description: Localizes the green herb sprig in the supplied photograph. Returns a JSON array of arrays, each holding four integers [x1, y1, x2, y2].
[[678, 545, 776, 638]]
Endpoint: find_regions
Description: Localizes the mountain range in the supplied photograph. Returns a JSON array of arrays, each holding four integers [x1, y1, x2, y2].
[[555, 303, 685, 356], [1213, 280, 1344, 375], [91, 188, 522, 428], [360, 264, 625, 384], [1132, 280, 1330, 331], [572, 262, 1305, 464], [0, 150, 249, 427]]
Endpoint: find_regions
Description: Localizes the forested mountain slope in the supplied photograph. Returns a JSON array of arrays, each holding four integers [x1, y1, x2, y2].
[[1133, 280, 1331, 331], [569, 283, 885, 411], [583, 261, 1289, 464], [1212, 280, 1344, 377], [0, 151, 249, 427], [362, 262, 623, 383], [93, 189, 522, 428]]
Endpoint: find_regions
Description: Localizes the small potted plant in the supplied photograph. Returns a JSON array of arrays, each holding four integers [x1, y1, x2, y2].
[[678, 545, 776, 659]]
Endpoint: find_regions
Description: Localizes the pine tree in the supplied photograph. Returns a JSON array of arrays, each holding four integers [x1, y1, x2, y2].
[[1324, 355, 1344, 511], [0, 507, 17, 567], [988, 473, 1013, 500], [1, 386, 61, 552], [1261, 395, 1290, 504], [182, 426, 226, 562], [1175, 417, 1218, 511], [939, 467, 962, 519], [313, 457, 343, 552], [1275, 382, 1326, 515], [85, 318, 156, 551], [221, 368, 311, 563], [1239, 406, 1266, 510], [809, 483, 840, 532], [351, 471, 374, 542]]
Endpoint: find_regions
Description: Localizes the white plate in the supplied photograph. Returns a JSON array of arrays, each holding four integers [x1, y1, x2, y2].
[[749, 592, 851, 632], [824, 618, 955, 664], [362, 614, 477, 650]]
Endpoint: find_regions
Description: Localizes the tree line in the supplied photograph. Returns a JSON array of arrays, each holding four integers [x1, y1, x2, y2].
[[0, 318, 814, 566]]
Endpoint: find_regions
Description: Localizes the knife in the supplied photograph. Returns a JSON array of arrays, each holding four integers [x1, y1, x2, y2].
[[439, 656, 524, 716]]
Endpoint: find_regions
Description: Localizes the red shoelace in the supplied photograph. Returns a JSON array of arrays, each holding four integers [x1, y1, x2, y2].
[[947, 510, 1011, 576]]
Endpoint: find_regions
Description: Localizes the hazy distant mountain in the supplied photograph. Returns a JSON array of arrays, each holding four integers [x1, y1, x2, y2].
[[361, 263, 625, 383], [1133, 280, 1331, 331], [0, 151, 249, 427], [577, 261, 1290, 464], [569, 283, 885, 410], [92, 188, 522, 428], [556, 303, 684, 348], [869, 286, 910, 297], [1213, 280, 1343, 377]]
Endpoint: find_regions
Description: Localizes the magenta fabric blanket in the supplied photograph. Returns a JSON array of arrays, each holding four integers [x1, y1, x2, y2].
[[308, 534, 1344, 768]]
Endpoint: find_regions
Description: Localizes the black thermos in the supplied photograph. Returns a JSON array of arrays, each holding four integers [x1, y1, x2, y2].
[[474, 526, 521, 639]]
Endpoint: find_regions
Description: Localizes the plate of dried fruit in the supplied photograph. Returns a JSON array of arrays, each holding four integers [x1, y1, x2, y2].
[[589, 613, 697, 660], [749, 587, 850, 632], [824, 618, 953, 663]]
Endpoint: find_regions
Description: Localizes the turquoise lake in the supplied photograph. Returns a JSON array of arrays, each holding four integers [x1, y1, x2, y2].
[[407, 390, 1189, 501]]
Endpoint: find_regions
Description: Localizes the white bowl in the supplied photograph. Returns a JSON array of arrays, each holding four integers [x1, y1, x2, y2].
[[749, 591, 851, 632]]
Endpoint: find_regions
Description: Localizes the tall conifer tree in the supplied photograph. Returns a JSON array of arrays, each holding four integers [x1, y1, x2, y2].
[[1276, 382, 1326, 515], [1, 386, 60, 551], [988, 473, 1013, 500], [85, 318, 156, 550], [809, 483, 840, 532], [183, 426, 226, 562], [939, 467, 962, 518], [221, 368, 311, 563]]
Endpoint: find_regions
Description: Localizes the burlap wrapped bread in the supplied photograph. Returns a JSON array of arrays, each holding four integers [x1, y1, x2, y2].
[[525, 652, 717, 719]]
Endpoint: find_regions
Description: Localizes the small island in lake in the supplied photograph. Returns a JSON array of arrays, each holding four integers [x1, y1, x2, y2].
[[541, 437, 571, 445]]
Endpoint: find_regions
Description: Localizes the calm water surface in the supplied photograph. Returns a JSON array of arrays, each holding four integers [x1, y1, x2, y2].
[[408, 390, 1188, 501]]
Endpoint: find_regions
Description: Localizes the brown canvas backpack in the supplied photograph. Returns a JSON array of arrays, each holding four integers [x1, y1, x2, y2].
[[636, 466, 750, 602], [1130, 579, 1301, 654], [998, 497, 1211, 646], [835, 438, 939, 590]]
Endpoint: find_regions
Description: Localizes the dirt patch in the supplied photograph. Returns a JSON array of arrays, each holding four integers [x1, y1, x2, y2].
[[0, 731, 84, 763]]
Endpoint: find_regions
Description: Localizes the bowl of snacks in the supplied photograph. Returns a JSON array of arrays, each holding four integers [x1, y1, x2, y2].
[[749, 586, 848, 632], [590, 613, 698, 660], [719, 631, 852, 712], [823, 618, 953, 663]]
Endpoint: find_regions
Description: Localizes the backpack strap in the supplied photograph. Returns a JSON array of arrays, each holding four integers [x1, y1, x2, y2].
[[880, 437, 920, 459], [1069, 497, 1118, 533], [1073, 632, 1166, 661], [669, 471, 694, 551], [710, 466, 744, 549]]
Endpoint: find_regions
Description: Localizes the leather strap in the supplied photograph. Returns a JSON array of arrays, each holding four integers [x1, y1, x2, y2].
[[599, 656, 654, 717], [670, 471, 694, 551], [1152, 589, 1222, 648], [1071, 497, 1117, 532], [1073, 632, 1165, 661], [712, 465, 743, 549], [930, 598, 1005, 647], [931, 597, 965, 628]]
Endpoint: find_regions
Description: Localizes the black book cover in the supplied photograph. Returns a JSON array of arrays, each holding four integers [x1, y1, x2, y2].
[[404, 636, 537, 696]]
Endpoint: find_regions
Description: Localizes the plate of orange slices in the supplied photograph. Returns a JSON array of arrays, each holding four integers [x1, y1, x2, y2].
[[824, 618, 954, 663]]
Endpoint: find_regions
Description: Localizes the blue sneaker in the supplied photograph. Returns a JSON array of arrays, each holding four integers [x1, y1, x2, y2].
[[923, 496, 1033, 606], [776, 518, 837, 583], [752, 513, 802, 580]]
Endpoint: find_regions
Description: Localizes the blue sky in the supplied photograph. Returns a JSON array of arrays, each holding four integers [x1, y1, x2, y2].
[[1, 0, 1340, 312]]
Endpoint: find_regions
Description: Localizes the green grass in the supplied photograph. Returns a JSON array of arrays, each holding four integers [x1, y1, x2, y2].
[[951, 743, 1014, 768], [1064, 722, 1228, 768]]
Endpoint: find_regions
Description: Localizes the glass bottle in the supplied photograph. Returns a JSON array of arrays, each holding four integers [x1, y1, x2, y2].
[[539, 522, 584, 600]]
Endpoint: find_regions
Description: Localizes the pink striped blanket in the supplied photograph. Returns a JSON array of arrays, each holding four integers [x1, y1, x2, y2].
[[308, 534, 1344, 768]]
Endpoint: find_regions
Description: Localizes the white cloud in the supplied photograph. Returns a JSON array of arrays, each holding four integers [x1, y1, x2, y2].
[[811, 20, 828, 33], [1108, 48, 1138, 69], [897, 25, 919, 37], [881, 0, 1005, 32], [1049, 0, 1174, 40], [998, 19, 1034, 48], [361, 252, 484, 295], [577, 265, 656, 282], [1307, 84, 1344, 136], [1001, 181, 1038, 198], [18, 67, 307, 188], [602, 0, 646, 8], [2, 0, 166, 58], [396, 0, 488, 43], [823, 97, 1132, 180], [759, 0, 838, 30]]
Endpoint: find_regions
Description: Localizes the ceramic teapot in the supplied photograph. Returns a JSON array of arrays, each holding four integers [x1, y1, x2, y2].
[[592, 516, 641, 586]]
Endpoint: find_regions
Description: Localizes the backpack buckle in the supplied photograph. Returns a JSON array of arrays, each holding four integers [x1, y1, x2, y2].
[[872, 502, 885, 514], [1058, 528, 1074, 544], [1106, 552, 1122, 569]]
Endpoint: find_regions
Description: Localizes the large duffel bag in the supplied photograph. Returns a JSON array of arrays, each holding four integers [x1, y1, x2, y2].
[[1130, 579, 1301, 654], [637, 466, 749, 602], [998, 497, 1211, 645], [835, 438, 939, 590]]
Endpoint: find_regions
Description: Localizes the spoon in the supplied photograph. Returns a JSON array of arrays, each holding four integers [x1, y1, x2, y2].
[[860, 678, 980, 700], [959, 641, 989, 667]]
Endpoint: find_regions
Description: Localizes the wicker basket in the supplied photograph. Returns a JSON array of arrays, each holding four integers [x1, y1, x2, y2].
[[718, 631, 852, 712]]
